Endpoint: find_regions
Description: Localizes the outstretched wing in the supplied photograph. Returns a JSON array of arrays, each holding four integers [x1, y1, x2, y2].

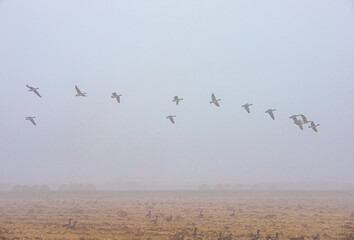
[[298, 124, 303, 130], [214, 101, 220, 107], [112, 92, 117, 97], [29, 118, 36, 126], [116, 95, 120, 103], [211, 93, 216, 101], [33, 89, 42, 98], [310, 122, 318, 132], [167, 116, 175, 124], [269, 111, 275, 120], [75, 85, 82, 94], [301, 114, 308, 123], [26, 85, 33, 90], [245, 106, 250, 113]]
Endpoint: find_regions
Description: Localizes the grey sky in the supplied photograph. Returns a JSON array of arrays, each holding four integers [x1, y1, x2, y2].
[[0, 0, 353, 186]]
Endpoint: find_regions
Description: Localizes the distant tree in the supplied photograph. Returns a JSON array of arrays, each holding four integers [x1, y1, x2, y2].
[[341, 183, 354, 190], [58, 183, 96, 191], [198, 184, 210, 191], [0, 184, 8, 191], [39, 185, 50, 191], [21, 185, 31, 191], [250, 184, 262, 191], [31, 185, 40, 191], [58, 184, 69, 191], [267, 183, 278, 190], [85, 184, 96, 191], [11, 185, 22, 191], [213, 184, 232, 191], [231, 184, 244, 190]]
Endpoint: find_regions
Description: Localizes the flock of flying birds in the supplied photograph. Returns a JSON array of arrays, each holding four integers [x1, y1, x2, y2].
[[25, 84, 320, 132]]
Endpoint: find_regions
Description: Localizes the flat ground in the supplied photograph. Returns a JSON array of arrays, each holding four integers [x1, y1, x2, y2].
[[0, 191, 353, 240]]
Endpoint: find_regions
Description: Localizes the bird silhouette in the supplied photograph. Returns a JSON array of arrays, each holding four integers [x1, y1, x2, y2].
[[210, 93, 221, 107], [266, 232, 279, 240], [309, 121, 320, 132], [173, 96, 183, 105], [75, 85, 87, 97], [25, 117, 36, 126], [166, 115, 176, 124], [242, 103, 253, 113], [62, 218, 72, 228], [265, 109, 276, 120], [26, 85, 42, 98], [111, 92, 122, 103], [300, 114, 310, 124]]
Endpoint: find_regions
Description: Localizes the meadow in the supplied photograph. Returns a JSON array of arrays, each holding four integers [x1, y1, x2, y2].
[[0, 190, 353, 240]]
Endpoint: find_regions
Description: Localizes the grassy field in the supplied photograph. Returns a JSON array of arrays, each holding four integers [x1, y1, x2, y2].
[[0, 191, 353, 240]]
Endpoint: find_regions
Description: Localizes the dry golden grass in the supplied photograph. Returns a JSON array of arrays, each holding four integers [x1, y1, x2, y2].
[[0, 191, 353, 240]]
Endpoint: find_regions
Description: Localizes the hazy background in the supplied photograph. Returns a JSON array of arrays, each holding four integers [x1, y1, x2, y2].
[[0, 0, 353, 189]]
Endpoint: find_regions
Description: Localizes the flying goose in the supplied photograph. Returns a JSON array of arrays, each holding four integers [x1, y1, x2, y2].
[[210, 93, 221, 107], [166, 115, 176, 124], [309, 121, 320, 132], [265, 109, 277, 120], [289, 114, 301, 123], [294, 119, 304, 130], [62, 218, 72, 228], [242, 103, 253, 113], [111, 92, 122, 103], [26, 85, 42, 98], [300, 114, 310, 124], [75, 85, 87, 97], [173, 96, 183, 105], [25, 117, 36, 126]]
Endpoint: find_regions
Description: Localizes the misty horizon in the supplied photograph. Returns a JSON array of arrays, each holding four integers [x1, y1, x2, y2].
[[0, 1, 353, 187]]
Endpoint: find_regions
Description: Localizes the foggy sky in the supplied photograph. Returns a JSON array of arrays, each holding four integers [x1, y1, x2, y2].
[[0, 0, 353, 187]]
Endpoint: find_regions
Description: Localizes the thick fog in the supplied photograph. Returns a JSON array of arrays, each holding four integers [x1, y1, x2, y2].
[[0, 0, 353, 188]]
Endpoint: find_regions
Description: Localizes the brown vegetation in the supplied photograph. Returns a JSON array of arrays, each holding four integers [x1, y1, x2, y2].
[[0, 191, 353, 239]]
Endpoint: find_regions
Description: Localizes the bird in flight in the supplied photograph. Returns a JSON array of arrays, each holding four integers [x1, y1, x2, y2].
[[25, 117, 36, 126], [289, 114, 301, 123], [265, 109, 276, 120], [294, 119, 304, 130], [210, 93, 221, 107], [173, 96, 183, 105], [289, 115, 304, 130], [242, 103, 253, 113], [300, 114, 310, 124], [111, 92, 122, 103], [166, 115, 176, 124], [309, 121, 320, 132], [75, 85, 87, 97], [26, 85, 42, 98]]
